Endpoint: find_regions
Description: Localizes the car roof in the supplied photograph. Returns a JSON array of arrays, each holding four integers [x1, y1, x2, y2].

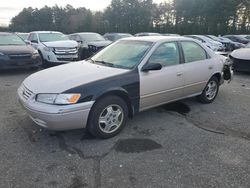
[[104, 33, 132, 35], [120, 36, 194, 43], [70, 32, 100, 35], [30, 31, 63, 34], [16, 32, 29, 35]]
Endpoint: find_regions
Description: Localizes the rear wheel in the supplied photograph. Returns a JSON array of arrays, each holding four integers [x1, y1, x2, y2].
[[87, 95, 128, 139], [197, 76, 219, 103]]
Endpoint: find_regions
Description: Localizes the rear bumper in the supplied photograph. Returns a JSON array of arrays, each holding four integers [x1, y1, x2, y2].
[[232, 58, 250, 72], [18, 88, 94, 130]]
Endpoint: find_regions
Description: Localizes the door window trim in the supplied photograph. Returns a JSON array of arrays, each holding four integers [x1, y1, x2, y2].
[[143, 41, 182, 69], [178, 40, 210, 64]]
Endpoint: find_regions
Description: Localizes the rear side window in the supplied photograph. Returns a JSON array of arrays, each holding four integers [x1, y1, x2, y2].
[[148, 42, 180, 67], [181, 41, 207, 63]]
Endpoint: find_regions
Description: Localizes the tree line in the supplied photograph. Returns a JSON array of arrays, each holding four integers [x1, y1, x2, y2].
[[3, 0, 250, 35]]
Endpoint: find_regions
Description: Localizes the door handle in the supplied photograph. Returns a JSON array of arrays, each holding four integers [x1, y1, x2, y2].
[[208, 66, 214, 70], [177, 72, 183, 76]]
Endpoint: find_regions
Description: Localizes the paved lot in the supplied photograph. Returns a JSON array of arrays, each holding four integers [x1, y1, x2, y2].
[[0, 69, 250, 188]]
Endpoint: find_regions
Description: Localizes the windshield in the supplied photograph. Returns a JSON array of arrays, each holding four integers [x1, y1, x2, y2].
[[91, 40, 153, 69], [0, 34, 26, 45], [39, 33, 69, 42], [219, 37, 232, 42], [80, 33, 105, 42], [18, 34, 29, 40], [115, 34, 132, 40], [208, 35, 220, 41], [199, 36, 217, 43]]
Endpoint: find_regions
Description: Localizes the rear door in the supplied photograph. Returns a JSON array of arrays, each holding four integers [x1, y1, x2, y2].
[[180, 41, 214, 97], [139, 42, 184, 111]]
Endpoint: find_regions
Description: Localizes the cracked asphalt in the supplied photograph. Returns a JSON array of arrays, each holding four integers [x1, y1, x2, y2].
[[0, 69, 250, 188]]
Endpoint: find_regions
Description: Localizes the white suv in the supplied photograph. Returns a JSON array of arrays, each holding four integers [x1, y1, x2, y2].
[[27, 31, 79, 66]]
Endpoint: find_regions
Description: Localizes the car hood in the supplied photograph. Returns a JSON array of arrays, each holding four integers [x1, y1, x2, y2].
[[43, 40, 78, 48], [88, 40, 112, 47], [230, 48, 250, 60], [23, 61, 129, 94], [0, 45, 34, 55]]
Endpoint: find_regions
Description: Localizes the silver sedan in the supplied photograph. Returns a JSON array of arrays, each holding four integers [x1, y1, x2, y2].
[[18, 36, 233, 138]]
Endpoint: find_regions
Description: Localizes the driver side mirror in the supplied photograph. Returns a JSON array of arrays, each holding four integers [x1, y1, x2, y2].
[[142, 63, 162, 72], [31, 40, 38, 43], [25, 40, 31, 45]]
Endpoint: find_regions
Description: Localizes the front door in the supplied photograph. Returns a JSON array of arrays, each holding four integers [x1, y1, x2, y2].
[[139, 42, 184, 111]]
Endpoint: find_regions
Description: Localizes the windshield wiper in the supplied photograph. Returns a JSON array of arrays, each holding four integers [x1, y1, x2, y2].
[[95, 60, 115, 67], [87, 59, 128, 69], [86, 58, 95, 64]]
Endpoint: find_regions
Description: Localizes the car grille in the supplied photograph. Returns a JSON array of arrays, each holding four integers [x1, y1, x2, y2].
[[19, 85, 34, 100], [57, 57, 79, 61], [53, 47, 78, 55], [9, 53, 32, 60]]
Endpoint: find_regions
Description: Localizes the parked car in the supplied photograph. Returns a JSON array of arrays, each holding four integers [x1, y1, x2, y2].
[[27, 31, 79, 67], [0, 32, 41, 70], [185, 35, 225, 52], [206, 35, 233, 51], [238, 35, 250, 40], [218, 37, 244, 50], [103, 33, 133, 42], [69, 32, 112, 60], [230, 42, 250, 72], [18, 36, 233, 138], [16, 32, 30, 41], [134, 32, 161, 37], [223, 35, 249, 45], [161, 34, 180, 36]]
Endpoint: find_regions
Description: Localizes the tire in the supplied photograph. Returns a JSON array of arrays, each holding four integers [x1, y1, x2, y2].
[[197, 76, 219, 104], [38, 51, 49, 68], [87, 95, 128, 139]]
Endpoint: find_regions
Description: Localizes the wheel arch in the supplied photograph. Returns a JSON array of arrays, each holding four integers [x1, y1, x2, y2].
[[211, 72, 221, 82], [94, 89, 135, 118]]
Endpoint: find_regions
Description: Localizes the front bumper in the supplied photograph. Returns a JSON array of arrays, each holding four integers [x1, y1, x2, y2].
[[18, 86, 94, 130], [0, 55, 42, 69], [42, 51, 79, 64]]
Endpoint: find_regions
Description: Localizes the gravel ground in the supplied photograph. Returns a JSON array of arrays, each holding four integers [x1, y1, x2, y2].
[[0, 69, 249, 188]]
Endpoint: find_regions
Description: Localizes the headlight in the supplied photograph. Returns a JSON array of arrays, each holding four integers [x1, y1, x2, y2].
[[0, 52, 4, 56], [43, 46, 53, 52], [89, 45, 97, 51], [32, 50, 39, 55], [36, 93, 81, 105]]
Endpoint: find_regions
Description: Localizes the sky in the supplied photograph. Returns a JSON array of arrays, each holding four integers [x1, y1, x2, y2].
[[0, 0, 167, 26]]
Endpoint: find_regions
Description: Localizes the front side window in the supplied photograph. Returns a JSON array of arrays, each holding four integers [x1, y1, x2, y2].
[[92, 40, 153, 69], [148, 42, 180, 67], [181, 41, 207, 63]]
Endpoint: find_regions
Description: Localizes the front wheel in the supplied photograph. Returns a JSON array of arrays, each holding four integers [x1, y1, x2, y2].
[[197, 76, 219, 104], [87, 96, 128, 139]]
